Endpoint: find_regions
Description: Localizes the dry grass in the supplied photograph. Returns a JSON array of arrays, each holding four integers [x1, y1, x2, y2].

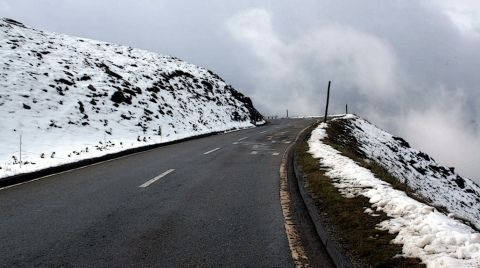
[[297, 121, 425, 267]]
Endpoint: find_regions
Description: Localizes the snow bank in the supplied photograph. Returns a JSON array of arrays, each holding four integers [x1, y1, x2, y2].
[[308, 121, 480, 267], [342, 116, 480, 230], [0, 18, 262, 179]]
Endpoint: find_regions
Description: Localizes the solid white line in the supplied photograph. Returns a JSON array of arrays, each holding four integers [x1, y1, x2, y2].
[[0, 125, 259, 191], [139, 169, 175, 188], [237, 136, 248, 141], [0, 140, 181, 191], [203, 147, 221, 155]]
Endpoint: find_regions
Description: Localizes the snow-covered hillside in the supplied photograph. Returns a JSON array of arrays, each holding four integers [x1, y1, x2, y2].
[[342, 115, 480, 230], [309, 115, 480, 267], [0, 18, 263, 179]]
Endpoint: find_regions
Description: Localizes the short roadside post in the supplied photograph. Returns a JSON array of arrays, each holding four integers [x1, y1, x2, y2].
[[158, 126, 162, 142], [323, 81, 331, 123], [19, 134, 22, 168]]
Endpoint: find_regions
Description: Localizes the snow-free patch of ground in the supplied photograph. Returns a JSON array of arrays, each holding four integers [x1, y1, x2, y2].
[[308, 120, 480, 267], [0, 18, 262, 179]]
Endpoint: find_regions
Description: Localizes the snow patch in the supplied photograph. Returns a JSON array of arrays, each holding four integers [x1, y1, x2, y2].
[[342, 115, 480, 230], [308, 122, 480, 267]]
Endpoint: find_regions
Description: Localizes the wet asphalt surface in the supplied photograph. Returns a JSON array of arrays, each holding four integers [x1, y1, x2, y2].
[[0, 118, 337, 267]]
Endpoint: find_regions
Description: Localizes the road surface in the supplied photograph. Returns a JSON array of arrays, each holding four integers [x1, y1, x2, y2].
[[0, 118, 333, 267]]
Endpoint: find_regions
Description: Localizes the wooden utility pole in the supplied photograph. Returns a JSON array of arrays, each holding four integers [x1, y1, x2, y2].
[[286, 109, 289, 118], [323, 81, 331, 123], [346, 104, 348, 114]]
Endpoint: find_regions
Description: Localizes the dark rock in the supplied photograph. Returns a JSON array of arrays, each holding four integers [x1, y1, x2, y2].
[[417, 152, 431, 161], [87, 84, 97, 91], [78, 101, 85, 114], [393, 136, 410, 148], [80, 74, 91, 81], [96, 62, 122, 80], [111, 91, 132, 105], [454, 176, 465, 189], [55, 78, 74, 86], [3, 18, 25, 28]]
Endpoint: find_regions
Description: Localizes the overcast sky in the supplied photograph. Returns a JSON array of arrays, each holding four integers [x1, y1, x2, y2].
[[1, 0, 479, 181]]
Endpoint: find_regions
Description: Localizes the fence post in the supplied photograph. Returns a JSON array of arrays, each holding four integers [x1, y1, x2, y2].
[[19, 134, 22, 168], [323, 81, 331, 123], [346, 104, 348, 115]]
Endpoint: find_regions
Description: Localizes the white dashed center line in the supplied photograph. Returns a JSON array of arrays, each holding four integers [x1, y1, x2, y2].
[[237, 136, 248, 141], [259, 130, 268, 134], [272, 152, 280, 156], [251, 151, 258, 155], [139, 169, 175, 188], [203, 147, 221, 155]]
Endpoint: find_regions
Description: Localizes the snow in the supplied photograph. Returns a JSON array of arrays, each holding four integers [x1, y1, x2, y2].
[[308, 119, 480, 267], [0, 18, 262, 179], [344, 115, 480, 230]]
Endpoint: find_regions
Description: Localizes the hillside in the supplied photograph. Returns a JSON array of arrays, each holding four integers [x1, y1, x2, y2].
[[306, 115, 480, 267], [342, 116, 480, 228], [0, 18, 263, 179]]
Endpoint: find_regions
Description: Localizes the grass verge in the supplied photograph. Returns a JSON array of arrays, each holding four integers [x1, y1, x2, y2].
[[296, 121, 425, 267]]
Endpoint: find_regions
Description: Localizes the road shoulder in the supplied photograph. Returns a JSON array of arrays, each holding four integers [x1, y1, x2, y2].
[[280, 123, 335, 267]]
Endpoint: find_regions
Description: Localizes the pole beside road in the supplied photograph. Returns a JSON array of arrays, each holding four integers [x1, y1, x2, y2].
[[323, 81, 331, 123]]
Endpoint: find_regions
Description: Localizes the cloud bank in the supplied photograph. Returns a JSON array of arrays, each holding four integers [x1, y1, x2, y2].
[[226, 6, 480, 182]]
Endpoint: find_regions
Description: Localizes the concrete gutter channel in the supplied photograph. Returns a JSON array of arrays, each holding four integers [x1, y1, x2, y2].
[[289, 123, 354, 268]]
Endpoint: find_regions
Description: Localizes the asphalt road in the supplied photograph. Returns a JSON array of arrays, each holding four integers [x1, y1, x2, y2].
[[0, 118, 330, 267]]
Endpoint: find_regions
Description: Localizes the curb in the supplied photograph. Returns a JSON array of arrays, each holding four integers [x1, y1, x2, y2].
[[280, 124, 315, 267], [289, 124, 353, 268]]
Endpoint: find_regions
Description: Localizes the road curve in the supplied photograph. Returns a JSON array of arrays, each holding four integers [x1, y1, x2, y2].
[[0, 118, 330, 267]]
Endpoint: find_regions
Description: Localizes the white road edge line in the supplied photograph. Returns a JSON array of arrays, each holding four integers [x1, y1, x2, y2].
[[1, 124, 258, 191], [139, 169, 175, 188], [0, 140, 182, 191], [203, 147, 221, 155]]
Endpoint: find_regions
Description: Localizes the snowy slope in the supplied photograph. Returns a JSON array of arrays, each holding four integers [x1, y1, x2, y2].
[[0, 18, 263, 179], [309, 122, 480, 267], [339, 115, 480, 230]]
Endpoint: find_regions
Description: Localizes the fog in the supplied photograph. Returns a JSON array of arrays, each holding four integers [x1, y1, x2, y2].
[[1, 0, 479, 181]]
